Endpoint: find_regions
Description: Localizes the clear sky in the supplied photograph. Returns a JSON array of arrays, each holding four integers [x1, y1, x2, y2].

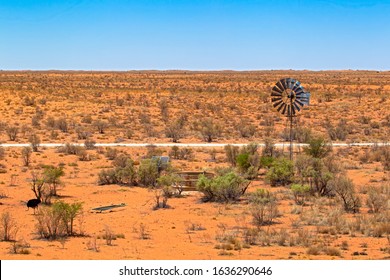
[[1, 0, 389, 70]]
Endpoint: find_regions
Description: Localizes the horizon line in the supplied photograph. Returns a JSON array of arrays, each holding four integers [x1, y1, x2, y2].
[[1, 68, 389, 72]]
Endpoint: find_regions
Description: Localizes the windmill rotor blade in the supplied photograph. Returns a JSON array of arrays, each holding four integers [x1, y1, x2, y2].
[[277, 103, 286, 114], [281, 79, 288, 90], [295, 88, 305, 95], [293, 102, 301, 112], [295, 99, 305, 107], [272, 85, 283, 94], [273, 99, 284, 108], [271, 90, 282, 97], [281, 104, 287, 115], [276, 81, 285, 92], [271, 97, 282, 102]]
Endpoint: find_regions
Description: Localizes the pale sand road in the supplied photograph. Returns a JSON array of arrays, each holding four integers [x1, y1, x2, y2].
[[0, 142, 388, 148]]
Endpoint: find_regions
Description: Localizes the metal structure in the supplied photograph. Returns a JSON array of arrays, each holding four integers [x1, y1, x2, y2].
[[271, 78, 310, 160]]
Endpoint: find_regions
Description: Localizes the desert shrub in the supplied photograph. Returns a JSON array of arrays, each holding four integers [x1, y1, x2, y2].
[[6, 126, 18, 141], [291, 184, 311, 205], [56, 117, 68, 133], [266, 158, 294, 186], [35, 205, 66, 240], [259, 156, 275, 168], [28, 134, 41, 152], [165, 119, 185, 142], [138, 159, 159, 187], [262, 138, 276, 157], [234, 144, 261, 180], [101, 148, 117, 161], [58, 143, 85, 156], [21, 147, 32, 166], [224, 144, 239, 167], [159, 99, 169, 121], [303, 137, 331, 159], [326, 119, 349, 141], [23, 95, 35, 106], [381, 147, 390, 171], [249, 189, 278, 226], [329, 175, 361, 213], [296, 154, 343, 196], [194, 117, 222, 142], [84, 138, 96, 150], [236, 153, 251, 171], [94, 120, 108, 134], [0, 212, 18, 241], [196, 172, 249, 202], [97, 169, 118, 185], [168, 146, 193, 160], [235, 119, 256, 138], [366, 187, 388, 213], [75, 126, 91, 140], [98, 157, 136, 186], [81, 114, 93, 124]]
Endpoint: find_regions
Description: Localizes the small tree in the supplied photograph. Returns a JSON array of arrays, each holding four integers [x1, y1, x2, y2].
[[52, 201, 83, 236], [30, 171, 51, 204], [195, 118, 222, 142], [165, 120, 185, 143], [94, 120, 108, 134], [21, 147, 32, 166], [6, 126, 18, 141], [43, 166, 65, 197], [29, 134, 41, 152]]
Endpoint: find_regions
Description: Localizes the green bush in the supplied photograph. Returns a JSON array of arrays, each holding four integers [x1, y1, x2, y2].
[[303, 137, 332, 159], [196, 172, 249, 202], [138, 159, 159, 187], [290, 184, 311, 205], [266, 158, 294, 186]]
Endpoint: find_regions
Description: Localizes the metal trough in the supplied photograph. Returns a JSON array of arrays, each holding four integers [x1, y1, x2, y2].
[[91, 203, 126, 212]]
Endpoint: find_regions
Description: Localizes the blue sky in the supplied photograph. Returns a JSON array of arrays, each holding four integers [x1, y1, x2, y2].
[[1, 0, 389, 70]]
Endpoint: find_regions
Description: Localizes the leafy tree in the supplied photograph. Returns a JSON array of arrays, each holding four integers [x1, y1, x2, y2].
[[52, 201, 83, 236], [43, 166, 65, 196]]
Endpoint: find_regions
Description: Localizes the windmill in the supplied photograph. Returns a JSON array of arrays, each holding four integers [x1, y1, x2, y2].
[[271, 78, 310, 160]]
